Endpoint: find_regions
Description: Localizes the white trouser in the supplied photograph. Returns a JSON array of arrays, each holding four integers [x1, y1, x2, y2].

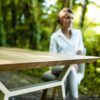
[[66, 65, 84, 98]]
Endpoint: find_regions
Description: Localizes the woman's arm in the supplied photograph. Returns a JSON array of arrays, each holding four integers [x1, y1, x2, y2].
[[49, 35, 58, 53]]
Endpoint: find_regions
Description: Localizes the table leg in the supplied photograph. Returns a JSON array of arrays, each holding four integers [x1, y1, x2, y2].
[[61, 83, 66, 100], [4, 95, 9, 100], [41, 89, 48, 100]]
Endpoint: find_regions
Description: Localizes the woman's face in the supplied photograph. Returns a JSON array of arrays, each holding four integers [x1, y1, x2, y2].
[[59, 9, 73, 29]]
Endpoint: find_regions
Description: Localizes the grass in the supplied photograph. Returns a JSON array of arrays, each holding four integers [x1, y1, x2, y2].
[[0, 91, 4, 100]]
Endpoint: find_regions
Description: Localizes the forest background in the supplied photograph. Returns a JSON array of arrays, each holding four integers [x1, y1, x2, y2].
[[0, 0, 100, 97]]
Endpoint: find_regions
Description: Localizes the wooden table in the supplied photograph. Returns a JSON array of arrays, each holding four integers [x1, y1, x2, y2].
[[0, 47, 100, 100]]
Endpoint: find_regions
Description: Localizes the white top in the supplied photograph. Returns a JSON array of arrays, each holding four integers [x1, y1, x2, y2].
[[49, 28, 84, 55]]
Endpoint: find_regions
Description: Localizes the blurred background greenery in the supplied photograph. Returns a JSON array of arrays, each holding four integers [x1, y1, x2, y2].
[[0, 0, 100, 97]]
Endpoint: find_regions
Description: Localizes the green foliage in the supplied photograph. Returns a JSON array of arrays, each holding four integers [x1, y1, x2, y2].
[[83, 26, 100, 55], [0, 0, 42, 49], [22, 67, 49, 77], [0, 91, 4, 100], [79, 26, 100, 97]]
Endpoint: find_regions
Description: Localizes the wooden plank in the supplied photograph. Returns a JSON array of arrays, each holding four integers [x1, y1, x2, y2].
[[0, 47, 100, 72]]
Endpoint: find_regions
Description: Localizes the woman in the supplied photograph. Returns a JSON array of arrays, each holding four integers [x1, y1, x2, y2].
[[42, 8, 85, 99]]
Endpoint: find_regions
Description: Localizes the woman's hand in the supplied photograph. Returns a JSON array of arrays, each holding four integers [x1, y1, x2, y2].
[[76, 50, 83, 55]]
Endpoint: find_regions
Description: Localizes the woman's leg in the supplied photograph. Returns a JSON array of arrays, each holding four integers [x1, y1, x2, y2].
[[67, 66, 78, 99]]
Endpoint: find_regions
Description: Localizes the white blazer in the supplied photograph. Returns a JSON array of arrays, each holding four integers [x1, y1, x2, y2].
[[49, 28, 84, 55]]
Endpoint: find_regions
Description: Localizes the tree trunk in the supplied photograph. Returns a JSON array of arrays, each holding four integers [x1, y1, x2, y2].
[[0, 0, 6, 46], [79, 0, 88, 28]]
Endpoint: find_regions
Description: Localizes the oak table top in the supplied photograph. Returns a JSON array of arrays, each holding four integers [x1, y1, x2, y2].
[[0, 47, 100, 72]]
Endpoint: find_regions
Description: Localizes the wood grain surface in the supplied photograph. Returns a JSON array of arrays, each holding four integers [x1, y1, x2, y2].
[[0, 47, 100, 71]]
